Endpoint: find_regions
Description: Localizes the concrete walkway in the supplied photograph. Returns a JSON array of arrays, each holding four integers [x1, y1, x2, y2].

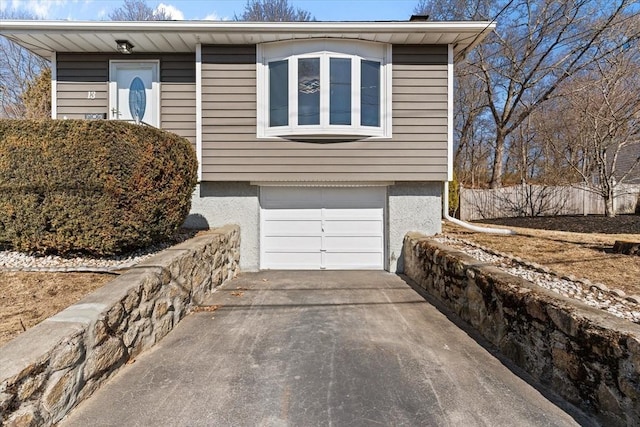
[[61, 271, 592, 426]]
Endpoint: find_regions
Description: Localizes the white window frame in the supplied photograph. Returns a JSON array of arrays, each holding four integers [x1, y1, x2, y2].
[[51, 52, 57, 119], [257, 40, 392, 139]]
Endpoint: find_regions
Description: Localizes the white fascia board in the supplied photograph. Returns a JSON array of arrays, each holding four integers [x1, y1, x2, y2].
[[0, 20, 496, 34], [195, 43, 202, 181], [255, 43, 265, 138], [384, 44, 393, 138], [51, 51, 57, 119], [447, 44, 454, 181], [252, 181, 394, 187]]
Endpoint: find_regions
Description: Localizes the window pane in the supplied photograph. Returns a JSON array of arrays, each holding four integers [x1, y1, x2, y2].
[[330, 58, 351, 125], [361, 60, 380, 127], [269, 60, 288, 127], [298, 58, 320, 125]]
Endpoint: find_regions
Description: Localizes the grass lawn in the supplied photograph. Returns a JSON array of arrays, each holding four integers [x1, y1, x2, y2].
[[443, 216, 640, 295]]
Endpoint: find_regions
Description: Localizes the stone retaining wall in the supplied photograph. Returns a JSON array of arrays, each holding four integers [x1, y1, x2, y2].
[[0, 225, 240, 426], [403, 232, 640, 426]]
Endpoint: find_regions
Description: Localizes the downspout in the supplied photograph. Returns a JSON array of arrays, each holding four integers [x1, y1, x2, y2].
[[442, 181, 516, 235]]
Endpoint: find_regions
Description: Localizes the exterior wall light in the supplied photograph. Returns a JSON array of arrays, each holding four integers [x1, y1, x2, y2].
[[116, 40, 134, 54]]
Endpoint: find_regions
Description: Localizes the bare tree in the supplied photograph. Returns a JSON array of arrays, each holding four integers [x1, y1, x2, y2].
[[414, 0, 491, 21], [545, 47, 640, 216], [453, 69, 494, 187], [235, 0, 313, 21], [480, 0, 636, 189], [0, 10, 48, 118], [109, 0, 172, 21], [415, 0, 638, 189], [414, 1, 493, 188]]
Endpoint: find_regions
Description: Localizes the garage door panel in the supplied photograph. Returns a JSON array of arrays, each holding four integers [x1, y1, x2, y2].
[[323, 208, 382, 218], [261, 209, 322, 220], [263, 220, 322, 234], [324, 219, 383, 234], [324, 236, 384, 251], [321, 187, 385, 207], [262, 252, 323, 270], [324, 252, 384, 269], [262, 200, 325, 209], [322, 199, 383, 209], [261, 187, 324, 209], [263, 236, 322, 251]]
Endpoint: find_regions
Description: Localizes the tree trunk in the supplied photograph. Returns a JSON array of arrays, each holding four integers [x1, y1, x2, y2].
[[604, 188, 616, 217], [489, 132, 505, 189]]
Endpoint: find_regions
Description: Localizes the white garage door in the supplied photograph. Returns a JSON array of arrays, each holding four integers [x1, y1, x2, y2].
[[260, 186, 385, 270]]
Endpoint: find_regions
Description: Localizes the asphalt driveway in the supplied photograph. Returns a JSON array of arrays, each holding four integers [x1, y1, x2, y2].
[[61, 271, 591, 426]]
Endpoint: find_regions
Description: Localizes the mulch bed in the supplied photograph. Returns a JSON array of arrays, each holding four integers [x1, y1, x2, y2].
[[476, 214, 640, 235]]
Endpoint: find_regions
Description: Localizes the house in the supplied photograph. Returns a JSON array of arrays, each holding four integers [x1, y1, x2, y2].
[[614, 142, 640, 185], [1, 19, 494, 272]]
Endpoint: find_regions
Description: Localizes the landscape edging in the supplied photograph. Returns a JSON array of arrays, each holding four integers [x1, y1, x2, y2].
[[403, 232, 640, 426], [0, 225, 240, 426]]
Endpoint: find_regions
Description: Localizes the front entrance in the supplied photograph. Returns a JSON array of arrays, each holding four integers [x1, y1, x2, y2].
[[109, 61, 159, 127], [260, 186, 385, 270]]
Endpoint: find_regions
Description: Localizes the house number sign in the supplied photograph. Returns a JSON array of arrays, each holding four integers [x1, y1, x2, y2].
[[87, 91, 96, 99]]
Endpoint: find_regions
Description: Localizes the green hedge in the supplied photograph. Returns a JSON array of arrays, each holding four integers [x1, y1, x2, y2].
[[0, 119, 198, 255]]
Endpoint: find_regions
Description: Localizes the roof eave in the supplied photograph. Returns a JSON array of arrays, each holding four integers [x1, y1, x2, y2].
[[0, 20, 496, 59]]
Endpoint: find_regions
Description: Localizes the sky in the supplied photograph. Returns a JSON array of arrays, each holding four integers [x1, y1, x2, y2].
[[0, 0, 423, 21]]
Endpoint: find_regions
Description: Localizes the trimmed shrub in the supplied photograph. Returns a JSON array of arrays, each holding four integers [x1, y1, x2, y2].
[[0, 119, 198, 255], [22, 67, 51, 119]]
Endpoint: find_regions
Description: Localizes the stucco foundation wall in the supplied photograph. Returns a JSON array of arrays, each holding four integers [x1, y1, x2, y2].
[[388, 182, 441, 273], [403, 232, 640, 426], [185, 182, 259, 271], [0, 226, 239, 426], [185, 182, 441, 272]]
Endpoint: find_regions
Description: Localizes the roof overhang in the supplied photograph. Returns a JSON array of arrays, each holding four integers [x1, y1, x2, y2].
[[0, 20, 495, 60]]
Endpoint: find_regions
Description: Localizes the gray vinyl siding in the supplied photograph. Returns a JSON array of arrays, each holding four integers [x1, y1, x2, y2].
[[161, 82, 196, 144], [201, 45, 257, 180], [56, 53, 196, 147], [201, 44, 449, 182], [392, 45, 449, 179]]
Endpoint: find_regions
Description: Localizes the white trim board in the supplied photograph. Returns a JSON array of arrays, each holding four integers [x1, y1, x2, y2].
[[447, 44, 454, 181], [50, 52, 57, 119], [195, 43, 203, 181], [252, 181, 394, 187]]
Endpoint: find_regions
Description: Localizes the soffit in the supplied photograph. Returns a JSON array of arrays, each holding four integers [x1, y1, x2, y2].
[[0, 20, 495, 59]]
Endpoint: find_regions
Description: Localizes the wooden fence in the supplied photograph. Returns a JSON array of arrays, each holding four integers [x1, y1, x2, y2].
[[459, 184, 640, 221]]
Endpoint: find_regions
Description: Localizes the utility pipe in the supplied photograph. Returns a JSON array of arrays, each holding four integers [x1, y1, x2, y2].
[[443, 181, 516, 235]]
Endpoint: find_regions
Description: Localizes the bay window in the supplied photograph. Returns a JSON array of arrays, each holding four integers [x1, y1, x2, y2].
[[258, 40, 391, 138]]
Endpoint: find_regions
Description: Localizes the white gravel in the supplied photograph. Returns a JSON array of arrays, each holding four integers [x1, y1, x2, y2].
[[434, 235, 640, 324], [0, 239, 190, 273]]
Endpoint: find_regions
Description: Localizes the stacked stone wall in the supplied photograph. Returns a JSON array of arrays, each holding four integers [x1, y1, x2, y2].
[[0, 225, 239, 426], [403, 232, 640, 426]]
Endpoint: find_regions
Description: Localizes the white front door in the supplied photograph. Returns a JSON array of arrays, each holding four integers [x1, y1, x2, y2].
[[109, 61, 159, 127], [260, 186, 386, 270]]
